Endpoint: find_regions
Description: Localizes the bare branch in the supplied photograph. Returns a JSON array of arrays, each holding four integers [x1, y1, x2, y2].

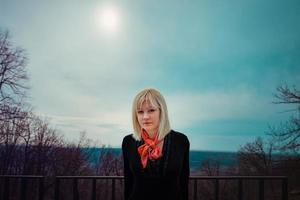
[[0, 30, 29, 122], [273, 85, 300, 105]]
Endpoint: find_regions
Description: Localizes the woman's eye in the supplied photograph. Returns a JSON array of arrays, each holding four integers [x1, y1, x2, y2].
[[137, 111, 144, 114], [149, 109, 155, 112]]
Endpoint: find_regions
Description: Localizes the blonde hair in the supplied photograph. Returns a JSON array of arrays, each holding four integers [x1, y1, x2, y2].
[[132, 88, 171, 141]]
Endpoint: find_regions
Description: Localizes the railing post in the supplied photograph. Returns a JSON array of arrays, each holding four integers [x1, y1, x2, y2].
[[238, 179, 243, 200], [55, 177, 60, 200], [73, 178, 79, 200], [39, 177, 44, 200], [193, 179, 197, 200], [258, 179, 264, 200], [3, 177, 9, 200], [282, 178, 288, 200], [215, 179, 219, 200], [111, 178, 115, 200], [91, 179, 96, 200], [20, 177, 27, 200]]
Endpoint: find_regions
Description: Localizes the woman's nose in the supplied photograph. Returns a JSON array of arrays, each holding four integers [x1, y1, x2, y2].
[[143, 112, 150, 119]]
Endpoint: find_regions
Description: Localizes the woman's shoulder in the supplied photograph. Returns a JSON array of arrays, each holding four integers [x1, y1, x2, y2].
[[169, 130, 189, 145], [122, 134, 137, 148], [170, 129, 189, 139]]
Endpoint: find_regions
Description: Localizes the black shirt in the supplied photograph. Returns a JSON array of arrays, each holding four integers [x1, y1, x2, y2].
[[122, 130, 190, 200]]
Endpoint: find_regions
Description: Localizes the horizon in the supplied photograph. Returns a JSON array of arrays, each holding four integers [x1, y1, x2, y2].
[[1, 0, 299, 151], [88, 146, 239, 153]]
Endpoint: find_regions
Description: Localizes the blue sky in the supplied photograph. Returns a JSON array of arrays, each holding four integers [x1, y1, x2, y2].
[[1, 0, 299, 151]]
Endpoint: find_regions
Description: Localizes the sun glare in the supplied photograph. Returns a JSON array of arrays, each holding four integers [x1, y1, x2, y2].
[[97, 5, 121, 35]]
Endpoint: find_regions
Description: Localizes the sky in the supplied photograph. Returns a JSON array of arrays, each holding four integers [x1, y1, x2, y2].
[[1, 0, 299, 151]]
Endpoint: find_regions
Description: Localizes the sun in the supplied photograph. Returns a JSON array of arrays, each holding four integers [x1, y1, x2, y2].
[[96, 5, 121, 35]]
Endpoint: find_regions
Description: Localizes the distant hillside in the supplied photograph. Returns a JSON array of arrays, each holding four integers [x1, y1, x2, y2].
[[190, 150, 237, 171], [85, 148, 238, 172]]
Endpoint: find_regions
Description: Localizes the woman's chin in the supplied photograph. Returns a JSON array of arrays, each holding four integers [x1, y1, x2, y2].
[[143, 128, 152, 132], [142, 127, 157, 133]]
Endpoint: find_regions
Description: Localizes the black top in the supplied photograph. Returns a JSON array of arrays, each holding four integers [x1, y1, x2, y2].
[[122, 130, 190, 200]]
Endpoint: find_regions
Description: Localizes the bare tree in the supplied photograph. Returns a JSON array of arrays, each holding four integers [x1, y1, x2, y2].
[[0, 110, 31, 174], [237, 137, 274, 176], [200, 159, 221, 176], [270, 85, 300, 153], [0, 29, 124, 200], [268, 85, 300, 198], [96, 146, 123, 176], [236, 137, 286, 200], [0, 30, 28, 121]]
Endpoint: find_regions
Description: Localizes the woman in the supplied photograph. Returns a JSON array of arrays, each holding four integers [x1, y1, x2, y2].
[[122, 88, 190, 200]]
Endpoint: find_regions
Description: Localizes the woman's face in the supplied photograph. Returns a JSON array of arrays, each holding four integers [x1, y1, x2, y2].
[[137, 101, 160, 135]]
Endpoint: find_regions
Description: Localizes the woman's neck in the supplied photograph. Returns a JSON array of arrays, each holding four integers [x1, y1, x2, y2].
[[145, 130, 156, 139]]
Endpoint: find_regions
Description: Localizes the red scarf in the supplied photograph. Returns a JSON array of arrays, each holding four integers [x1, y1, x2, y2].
[[138, 129, 163, 168]]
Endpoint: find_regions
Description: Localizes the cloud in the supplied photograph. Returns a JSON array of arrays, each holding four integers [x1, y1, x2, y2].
[[33, 86, 294, 149], [190, 134, 260, 151], [37, 112, 131, 146], [167, 87, 285, 129]]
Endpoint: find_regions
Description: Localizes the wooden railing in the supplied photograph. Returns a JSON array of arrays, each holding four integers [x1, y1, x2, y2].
[[189, 176, 288, 200], [0, 175, 44, 200], [0, 175, 288, 200]]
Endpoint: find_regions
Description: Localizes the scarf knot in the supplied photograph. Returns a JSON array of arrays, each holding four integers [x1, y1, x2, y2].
[[138, 129, 163, 168]]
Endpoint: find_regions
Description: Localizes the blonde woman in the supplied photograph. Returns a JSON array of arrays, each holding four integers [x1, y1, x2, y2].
[[122, 88, 190, 200]]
